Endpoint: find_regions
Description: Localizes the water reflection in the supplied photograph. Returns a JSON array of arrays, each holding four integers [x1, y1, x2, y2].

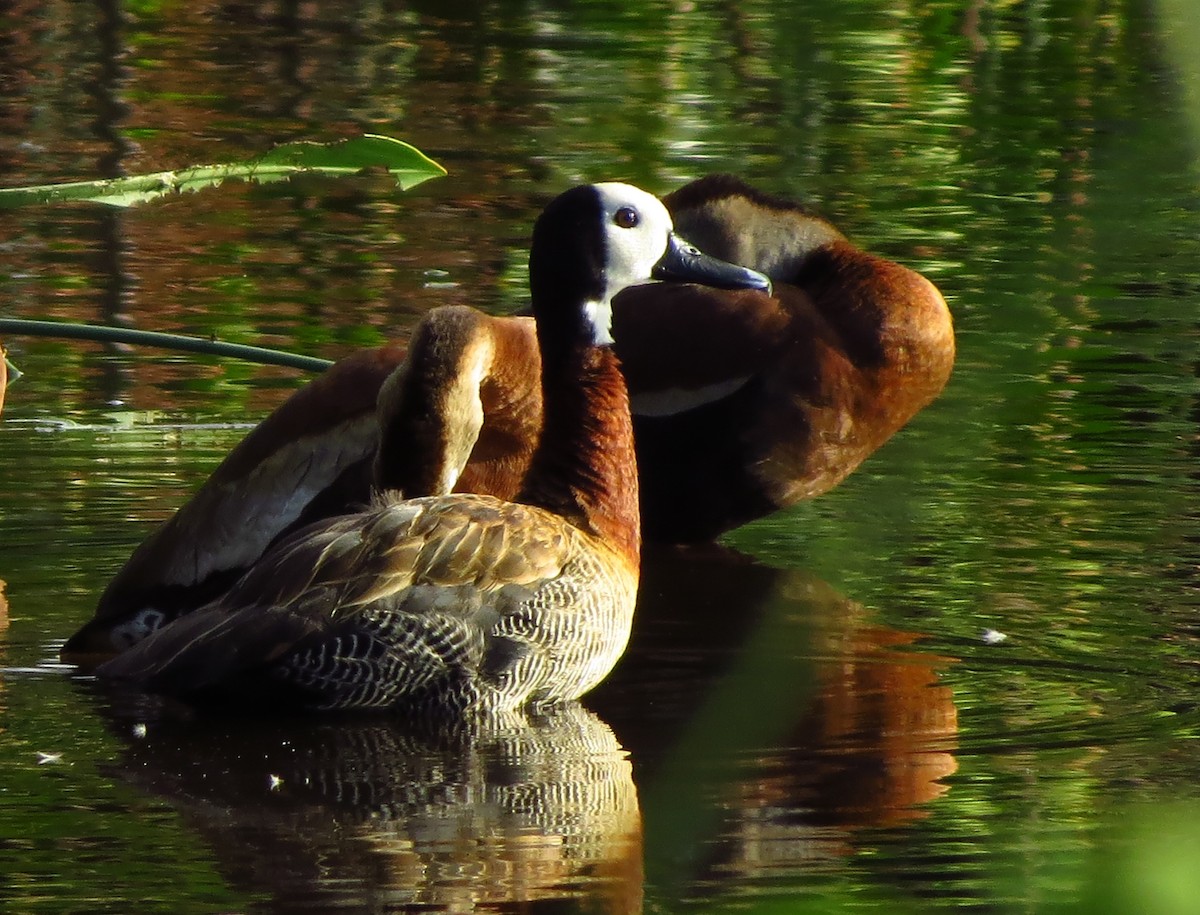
[[75, 544, 959, 912], [0, 579, 8, 656], [592, 547, 959, 900], [96, 699, 643, 913]]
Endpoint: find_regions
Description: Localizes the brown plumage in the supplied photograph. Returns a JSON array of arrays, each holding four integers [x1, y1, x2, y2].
[[92, 182, 769, 713], [374, 308, 540, 503], [620, 174, 955, 539], [96, 494, 638, 711], [65, 174, 952, 660], [78, 344, 407, 642]]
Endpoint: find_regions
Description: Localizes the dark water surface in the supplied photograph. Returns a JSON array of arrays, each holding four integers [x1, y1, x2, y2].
[[3, 1, 1200, 912]]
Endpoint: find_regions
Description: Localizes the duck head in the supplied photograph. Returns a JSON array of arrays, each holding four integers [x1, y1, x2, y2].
[[528, 182, 771, 350]]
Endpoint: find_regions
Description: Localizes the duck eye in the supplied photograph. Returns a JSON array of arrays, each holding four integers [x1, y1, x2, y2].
[[613, 206, 639, 229]]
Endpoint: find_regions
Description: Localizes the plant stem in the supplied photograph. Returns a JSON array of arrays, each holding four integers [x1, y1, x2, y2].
[[0, 319, 333, 373]]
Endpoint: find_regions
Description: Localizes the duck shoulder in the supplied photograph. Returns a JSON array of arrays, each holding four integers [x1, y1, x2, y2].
[[794, 242, 954, 376]]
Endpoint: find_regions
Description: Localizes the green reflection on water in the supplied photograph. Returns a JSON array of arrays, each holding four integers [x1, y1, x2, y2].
[[0, 675, 258, 915]]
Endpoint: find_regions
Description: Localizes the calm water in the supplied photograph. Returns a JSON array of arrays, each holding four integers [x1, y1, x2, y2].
[[3, 1, 1200, 912]]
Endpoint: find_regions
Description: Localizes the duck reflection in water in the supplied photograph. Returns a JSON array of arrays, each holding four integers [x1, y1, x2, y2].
[[63, 174, 953, 663], [93, 555, 957, 910], [98, 701, 644, 914], [594, 549, 959, 895]]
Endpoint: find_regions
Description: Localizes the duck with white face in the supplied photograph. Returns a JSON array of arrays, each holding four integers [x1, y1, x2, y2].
[[92, 182, 769, 716], [64, 175, 953, 662]]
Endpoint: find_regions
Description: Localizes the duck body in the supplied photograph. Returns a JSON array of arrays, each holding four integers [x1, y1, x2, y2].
[[93, 182, 768, 712], [620, 176, 954, 539], [100, 493, 637, 712], [67, 174, 952, 661], [64, 315, 543, 661]]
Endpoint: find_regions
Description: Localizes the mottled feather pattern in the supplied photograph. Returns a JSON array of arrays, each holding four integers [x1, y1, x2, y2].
[[100, 492, 637, 713], [281, 609, 484, 710], [212, 495, 555, 614], [264, 499, 636, 711], [490, 547, 636, 704]]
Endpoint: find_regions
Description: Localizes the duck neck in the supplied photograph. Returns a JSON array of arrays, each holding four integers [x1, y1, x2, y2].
[[518, 341, 640, 564]]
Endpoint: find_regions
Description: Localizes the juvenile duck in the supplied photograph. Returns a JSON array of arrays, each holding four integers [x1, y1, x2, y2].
[[64, 174, 952, 659], [93, 182, 768, 712]]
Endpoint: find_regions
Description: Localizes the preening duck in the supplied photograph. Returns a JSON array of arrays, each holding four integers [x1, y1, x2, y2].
[[93, 182, 769, 713], [64, 174, 953, 660], [373, 307, 540, 503], [619, 174, 955, 539], [63, 310, 547, 660]]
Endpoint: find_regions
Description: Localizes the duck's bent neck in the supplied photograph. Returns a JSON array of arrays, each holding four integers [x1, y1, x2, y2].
[[518, 342, 640, 565]]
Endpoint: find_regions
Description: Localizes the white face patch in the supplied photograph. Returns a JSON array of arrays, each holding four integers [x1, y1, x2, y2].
[[593, 183, 674, 288], [582, 182, 676, 345]]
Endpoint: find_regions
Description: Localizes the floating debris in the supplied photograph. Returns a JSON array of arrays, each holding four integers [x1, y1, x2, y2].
[[36, 752, 63, 765], [982, 628, 1008, 646]]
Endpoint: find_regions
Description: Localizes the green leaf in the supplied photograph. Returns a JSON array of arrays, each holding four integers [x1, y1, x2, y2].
[[254, 134, 447, 190], [0, 135, 446, 209]]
